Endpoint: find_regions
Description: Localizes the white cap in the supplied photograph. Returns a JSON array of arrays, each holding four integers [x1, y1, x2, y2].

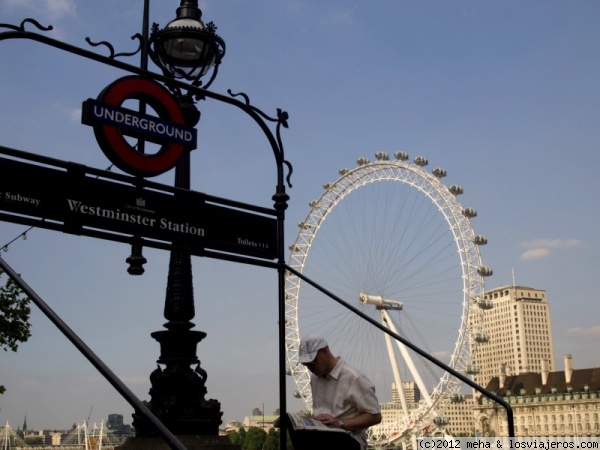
[[298, 335, 328, 364]]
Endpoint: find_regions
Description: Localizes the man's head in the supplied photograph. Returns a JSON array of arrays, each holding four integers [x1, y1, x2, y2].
[[299, 335, 333, 377]]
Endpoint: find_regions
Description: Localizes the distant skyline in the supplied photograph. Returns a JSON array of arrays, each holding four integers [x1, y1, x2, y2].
[[0, 0, 598, 431]]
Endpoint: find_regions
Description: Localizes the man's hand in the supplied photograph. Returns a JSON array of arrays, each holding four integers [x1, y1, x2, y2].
[[314, 414, 339, 427], [315, 412, 382, 431]]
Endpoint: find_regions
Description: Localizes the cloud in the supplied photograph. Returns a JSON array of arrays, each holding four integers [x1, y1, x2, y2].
[[70, 108, 82, 123], [520, 248, 550, 261], [521, 239, 582, 250], [566, 325, 600, 338], [519, 239, 582, 261], [331, 6, 357, 25], [119, 376, 150, 385], [432, 350, 451, 361], [3, 0, 76, 20]]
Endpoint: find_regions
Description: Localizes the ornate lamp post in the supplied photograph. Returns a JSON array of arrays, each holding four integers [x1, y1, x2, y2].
[[130, 0, 228, 438]]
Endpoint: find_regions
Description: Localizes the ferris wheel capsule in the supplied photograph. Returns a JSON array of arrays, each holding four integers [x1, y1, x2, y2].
[[432, 168, 447, 178], [433, 416, 449, 426], [413, 156, 428, 166], [451, 393, 466, 403], [466, 364, 481, 375], [473, 331, 490, 343], [462, 207, 477, 218], [477, 266, 493, 277], [477, 299, 494, 310], [449, 185, 463, 195], [473, 235, 488, 245]]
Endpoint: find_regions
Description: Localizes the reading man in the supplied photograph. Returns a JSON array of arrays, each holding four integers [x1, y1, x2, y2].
[[298, 335, 382, 450]]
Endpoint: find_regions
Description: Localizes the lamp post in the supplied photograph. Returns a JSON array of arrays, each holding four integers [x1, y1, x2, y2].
[[130, 0, 228, 438]]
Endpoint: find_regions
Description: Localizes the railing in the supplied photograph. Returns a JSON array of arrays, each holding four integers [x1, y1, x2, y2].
[[285, 265, 516, 439]]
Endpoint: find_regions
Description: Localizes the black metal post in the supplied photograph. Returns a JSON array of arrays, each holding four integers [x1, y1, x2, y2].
[[126, 0, 150, 274], [132, 96, 224, 437]]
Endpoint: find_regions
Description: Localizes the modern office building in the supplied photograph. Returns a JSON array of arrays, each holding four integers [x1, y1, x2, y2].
[[474, 285, 556, 387], [393, 382, 421, 404]]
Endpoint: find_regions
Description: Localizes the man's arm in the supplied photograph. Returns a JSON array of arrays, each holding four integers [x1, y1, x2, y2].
[[315, 411, 382, 431], [341, 411, 382, 431]]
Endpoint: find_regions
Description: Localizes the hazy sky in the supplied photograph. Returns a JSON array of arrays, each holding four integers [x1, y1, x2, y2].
[[0, 0, 598, 432]]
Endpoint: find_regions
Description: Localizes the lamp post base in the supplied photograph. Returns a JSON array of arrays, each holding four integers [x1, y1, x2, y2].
[[132, 329, 223, 437]]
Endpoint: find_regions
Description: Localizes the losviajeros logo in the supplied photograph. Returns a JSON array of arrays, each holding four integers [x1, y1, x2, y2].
[[82, 76, 197, 177]]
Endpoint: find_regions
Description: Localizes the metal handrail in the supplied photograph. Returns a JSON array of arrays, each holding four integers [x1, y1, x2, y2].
[[0, 256, 189, 450], [285, 264, 515, 438]]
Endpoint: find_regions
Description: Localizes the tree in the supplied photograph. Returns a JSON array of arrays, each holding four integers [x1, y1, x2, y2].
[[227, 427, 246, 446], [0, 269, 32, 393], [242, 427, 266, 450], [263, 428, 281, 450], [25, 436, 43, 445]]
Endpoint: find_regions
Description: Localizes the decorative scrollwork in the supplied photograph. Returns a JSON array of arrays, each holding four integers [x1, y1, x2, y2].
[[284, 160, 294, 188], [85, 37, 116, 58], [85, 33, 143, 60], [227, 89, 251, 107], [228, 89, 282, 124], [227, 90, 293, 188], [0, 18, 53, 32], [277, 108, 289, 129], [114, 33, 143, 59]]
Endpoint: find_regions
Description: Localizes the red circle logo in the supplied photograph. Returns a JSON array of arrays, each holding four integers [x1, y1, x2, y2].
[[85, 76, 193, 177]]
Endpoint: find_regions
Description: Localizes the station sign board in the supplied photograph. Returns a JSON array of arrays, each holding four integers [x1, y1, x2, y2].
[[0, 154, 277, 260]]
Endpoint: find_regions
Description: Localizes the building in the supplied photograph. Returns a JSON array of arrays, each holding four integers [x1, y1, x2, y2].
[[241, 407, 280, 431], [393, 382, 421, 404], [223, 421, 243, 434], [372, 286, 600, 439], [242, 415, 278, 431], [474, 285, 555, 386], [474, 354, 600, 437], [106, 414, 134, 437], [443, 394, 476, 436]]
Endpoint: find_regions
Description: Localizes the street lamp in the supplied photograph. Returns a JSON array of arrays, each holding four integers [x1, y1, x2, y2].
[[149, 0, 225, 87], [131, 0, 226, 439]]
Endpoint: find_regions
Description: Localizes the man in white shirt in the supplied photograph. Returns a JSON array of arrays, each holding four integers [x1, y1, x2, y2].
[[295, 335, 382, 450]]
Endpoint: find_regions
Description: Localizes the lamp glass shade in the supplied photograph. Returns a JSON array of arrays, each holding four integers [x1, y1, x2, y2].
[[161, 18, 214, 69]]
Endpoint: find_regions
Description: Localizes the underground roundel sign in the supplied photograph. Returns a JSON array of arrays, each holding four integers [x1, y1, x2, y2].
[[82, 76, 197, 177]]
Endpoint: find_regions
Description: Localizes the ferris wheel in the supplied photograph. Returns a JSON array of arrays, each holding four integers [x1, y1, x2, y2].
[[284, 151, 493, 445]]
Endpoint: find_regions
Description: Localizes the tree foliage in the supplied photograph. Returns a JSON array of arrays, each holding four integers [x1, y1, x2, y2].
[[242, 427, 267, 450], [0, 268, 32, 393], [228, 427, 246, 446], [227, 427, 293, 450], [263, 428, 281, 450], [0, 269, 31, 352]]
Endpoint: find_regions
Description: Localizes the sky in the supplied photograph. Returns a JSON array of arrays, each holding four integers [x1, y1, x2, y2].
[[0, 0, 599, 433]]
